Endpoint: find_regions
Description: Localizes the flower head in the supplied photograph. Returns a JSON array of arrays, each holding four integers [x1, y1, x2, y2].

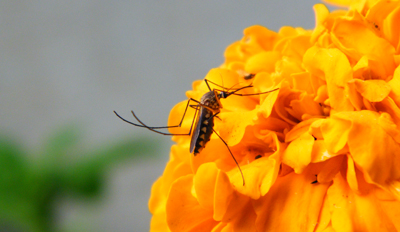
[[149, 1, 400, 231]]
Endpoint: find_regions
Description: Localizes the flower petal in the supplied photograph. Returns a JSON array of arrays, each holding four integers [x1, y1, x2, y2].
[[388, 65, 400, 106], [230, 156, 279, 199], [254, 165, 330, 232], [350, 79, 391, 102], [334, 111, 400, 191], [303, 46, 354, 112], [245, 51, 281, 74], [218, 110, 258, 147], [320, 116, 351, 154], [283, 132, 314, 173], [166, 175, 216, 232], [214, 168, 258, 231], [331, 12, 396, 76], [194, 163, 219, 210], [328, 172, 398, 232], [366, 1, 400, 51]]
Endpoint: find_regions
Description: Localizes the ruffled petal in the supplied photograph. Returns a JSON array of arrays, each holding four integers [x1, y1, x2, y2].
[[166, 175, 217, 232], [303, 46, 354, 112], [350, 79, 391, 102], [283, 132, 314, 173], [254, 165, 330, 232], [331, 11, 396, 76], [328, 172, 399, 232]]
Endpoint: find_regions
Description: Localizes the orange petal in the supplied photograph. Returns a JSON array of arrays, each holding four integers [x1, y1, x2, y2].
[[229, 156, 279, 199], [328, 172, 398, 232], [346, 155, 359, 192], [303, 46, 354, 112], [149, 177, 165, 215], [350, 79, 391, 102], [224, 41, 244, 64], [311, 140, 336, 163], [166, 175, 216, 232], [312, 4, 330, 44], [149, 177, 169, 231], [201, 68, 241, 92], [242, 25, 279, 52], [213, 170, 258, 231], [317, 155, 345, 184], [258, 82, 280, 118], [245, 51, 281, 74], [346, 78, 364, 111], [320, 116, 351, 154], [283, 132, 314, 173], [331, 13, 396, 75], [388, 65, 400, 106], [314, 186, 333, 232], [309, 119, 325, 140], [213, 169, 235, 221], [378, 112, 400, 144], [149, 144, 193, 229], [384, 6, 400, 52], [290, 92, 324, 120], [292, 72, 315, 94], [150, 210, 168, 232], [334, 111, 400, 191], [366, 1, 400, 51], [218, 109, 258, 147], [254, 165, 330, 232], [352, 55, 388, 80], [274, 32, 312, 61], [376, 97, 400, 131], [285, 118, 320, 142], [194, 163, 219, 210], [229, 201, 257, 232]]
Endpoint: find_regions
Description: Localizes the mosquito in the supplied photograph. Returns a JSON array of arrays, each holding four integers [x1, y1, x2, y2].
[[114, 79, 278, 186]]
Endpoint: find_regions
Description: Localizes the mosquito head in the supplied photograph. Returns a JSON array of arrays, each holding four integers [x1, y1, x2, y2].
[[219, 91, 229, 99]]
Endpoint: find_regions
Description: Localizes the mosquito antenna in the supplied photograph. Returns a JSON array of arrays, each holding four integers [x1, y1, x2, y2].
[[223, 81, 242, 93], [232, 87, 279, 96], [206, 79, 247, 91], [219, 73, 224, 90], [212, 128, 245, 186], [224, 85, 254, 97]]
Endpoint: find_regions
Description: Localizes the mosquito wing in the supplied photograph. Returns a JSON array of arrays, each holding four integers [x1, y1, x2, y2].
[[190, 106, 215, 155], [190, 108, 202, 154]]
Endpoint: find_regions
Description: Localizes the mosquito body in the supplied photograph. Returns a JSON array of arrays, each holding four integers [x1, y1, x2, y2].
[[114, 79, 278, 185], [191, 89, 227, 155]]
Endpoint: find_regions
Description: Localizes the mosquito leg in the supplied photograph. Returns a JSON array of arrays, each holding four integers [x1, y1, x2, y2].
[[120, 97, 200, 130], [212, 128, 245, 186], [114, 98, 201, 136]]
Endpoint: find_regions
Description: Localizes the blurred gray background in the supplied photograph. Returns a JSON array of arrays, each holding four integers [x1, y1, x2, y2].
[[1, 1, 330, 231]]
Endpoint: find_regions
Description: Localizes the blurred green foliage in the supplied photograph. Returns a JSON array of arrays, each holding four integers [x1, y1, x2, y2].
[[0, 125, 159, 232]]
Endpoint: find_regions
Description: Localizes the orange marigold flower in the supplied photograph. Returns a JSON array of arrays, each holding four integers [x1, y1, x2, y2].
[[149, 1, 400, 231]]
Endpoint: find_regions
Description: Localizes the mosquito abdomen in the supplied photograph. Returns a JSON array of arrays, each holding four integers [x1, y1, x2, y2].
[[192, 108, 214, 155]]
